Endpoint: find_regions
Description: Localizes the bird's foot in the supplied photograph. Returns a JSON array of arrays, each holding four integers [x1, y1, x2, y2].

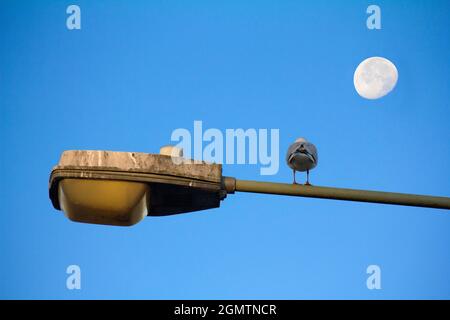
[[304, 182, 312, 186]]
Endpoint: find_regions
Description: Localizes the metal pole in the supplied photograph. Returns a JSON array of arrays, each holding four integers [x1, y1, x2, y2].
[[223, 177, 450, 210]]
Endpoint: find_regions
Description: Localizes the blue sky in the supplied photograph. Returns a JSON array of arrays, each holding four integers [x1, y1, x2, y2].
[[0, 0, 449, 299]]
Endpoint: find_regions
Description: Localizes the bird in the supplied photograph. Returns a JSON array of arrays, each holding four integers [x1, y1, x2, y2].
[[286, 138, 318, 185]]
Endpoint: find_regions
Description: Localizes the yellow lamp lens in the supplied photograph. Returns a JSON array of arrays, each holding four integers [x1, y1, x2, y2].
[[58, 179, 150, 226]]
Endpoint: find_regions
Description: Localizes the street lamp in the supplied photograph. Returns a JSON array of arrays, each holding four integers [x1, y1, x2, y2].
[[49, 150, 225, 226], [49, 150, 450, 226]]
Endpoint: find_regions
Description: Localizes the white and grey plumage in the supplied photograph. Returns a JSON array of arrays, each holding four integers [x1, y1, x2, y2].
[[286, 138, 318, 185]]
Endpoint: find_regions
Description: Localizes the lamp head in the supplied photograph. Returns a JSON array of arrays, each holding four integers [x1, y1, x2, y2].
[[49, 150, 226, 226]]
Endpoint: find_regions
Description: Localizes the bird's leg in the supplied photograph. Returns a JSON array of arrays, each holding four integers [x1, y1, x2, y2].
[[305, 169, 311, 186], [293, 170, 297, 184]]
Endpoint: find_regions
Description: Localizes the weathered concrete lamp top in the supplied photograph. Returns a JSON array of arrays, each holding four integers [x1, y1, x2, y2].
[[49, 150, 224, 226]]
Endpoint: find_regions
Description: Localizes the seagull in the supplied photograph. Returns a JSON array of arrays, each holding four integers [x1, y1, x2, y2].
[[286, 138, 318, 185]]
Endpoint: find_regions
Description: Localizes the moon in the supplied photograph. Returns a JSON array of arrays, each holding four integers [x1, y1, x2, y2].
[[354, 57, 398, 100]]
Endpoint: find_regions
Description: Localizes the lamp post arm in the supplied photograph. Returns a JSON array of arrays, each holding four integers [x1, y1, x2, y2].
[[223, 177, 450, 210]]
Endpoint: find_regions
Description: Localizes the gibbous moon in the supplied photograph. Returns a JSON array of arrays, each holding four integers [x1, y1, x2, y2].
[[354, 57, 398, 99]]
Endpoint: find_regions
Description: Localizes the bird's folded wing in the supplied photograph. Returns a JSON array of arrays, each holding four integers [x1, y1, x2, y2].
[[304, 143, 318, 163], [288, 152, 296, 163], [286, 143, 301, 163], [303, 152, 315, 163]]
